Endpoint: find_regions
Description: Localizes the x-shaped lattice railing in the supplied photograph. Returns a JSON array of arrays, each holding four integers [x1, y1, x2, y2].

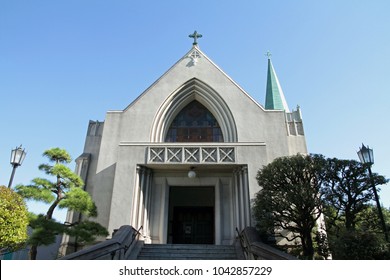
[[184, 148, 199, 162], [167, 148, 182, 162], [149, 146, 235, 164], [150, 148, 164, 162], [220, 148, 234, 162], [202, 148, 217, 162]]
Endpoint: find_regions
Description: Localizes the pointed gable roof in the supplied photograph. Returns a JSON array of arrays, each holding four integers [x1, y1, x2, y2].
[[265, 57, 289, 111], [123, 43, 264, 112]]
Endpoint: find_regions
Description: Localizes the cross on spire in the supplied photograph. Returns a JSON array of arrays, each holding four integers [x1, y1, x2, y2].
[[265, 51, 272, 59], [189, 31, 202, 45]]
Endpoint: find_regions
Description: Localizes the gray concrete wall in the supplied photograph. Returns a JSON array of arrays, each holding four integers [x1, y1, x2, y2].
[[73, 46, 307, 242]]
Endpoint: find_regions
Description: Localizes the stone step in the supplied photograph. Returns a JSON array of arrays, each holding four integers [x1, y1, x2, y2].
[[137, 244, 238, 260], [141, 244, 235, 251]]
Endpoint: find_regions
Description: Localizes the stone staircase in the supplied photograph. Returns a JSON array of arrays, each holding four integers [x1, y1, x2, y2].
[[137, 244, 238, 260]]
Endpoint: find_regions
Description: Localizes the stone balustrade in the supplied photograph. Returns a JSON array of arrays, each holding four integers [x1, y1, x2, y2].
[[147, 146, 235, 164]]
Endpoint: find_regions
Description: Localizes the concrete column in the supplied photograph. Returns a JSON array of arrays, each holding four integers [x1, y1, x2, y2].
[[160, 180, 169, 243], [137, 167, 146, 230], [233, 168, 241, 231], [214, 180, 221, 245], [242, 166, 251, 227], [238, 168, 246, 230], [131, 166, 141, 227], [143, 168, 153, 242], [75, 156, 90, 184]]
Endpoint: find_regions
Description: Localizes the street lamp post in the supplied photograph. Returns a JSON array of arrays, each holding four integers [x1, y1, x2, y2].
[[7, 145, 27, 189], [357, 143, 388, 242]]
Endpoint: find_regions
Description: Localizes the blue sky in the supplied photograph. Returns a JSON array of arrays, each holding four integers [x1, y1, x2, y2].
[[1, 0, 390, 222]]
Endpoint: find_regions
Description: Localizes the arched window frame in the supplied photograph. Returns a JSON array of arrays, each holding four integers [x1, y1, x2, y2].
[[165, 100, 224, 142], [150, 78, 238, 143]]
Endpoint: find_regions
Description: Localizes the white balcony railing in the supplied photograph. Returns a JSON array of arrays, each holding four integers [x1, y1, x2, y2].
[[147, 146, 235, 164]]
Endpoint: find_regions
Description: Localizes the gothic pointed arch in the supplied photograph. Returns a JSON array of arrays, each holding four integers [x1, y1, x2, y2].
[[165, 100, 224, 142], [151, 78, 238, 142]]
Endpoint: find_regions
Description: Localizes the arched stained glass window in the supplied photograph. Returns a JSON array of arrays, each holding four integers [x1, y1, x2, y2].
[[165, 101, 224, 142]]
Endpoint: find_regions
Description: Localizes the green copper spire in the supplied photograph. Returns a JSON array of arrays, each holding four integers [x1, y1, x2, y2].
[[265, 53, 289, 111]]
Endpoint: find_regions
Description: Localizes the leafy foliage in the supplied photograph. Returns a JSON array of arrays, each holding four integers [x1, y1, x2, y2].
[[59, 187, 97, 217], [0, 186, 29, 253], [254, 154, 327, 259], [42, 147, 72, 163], [357, 205, 390, 233], [322, 158, 387, 230], [15, 148, 108, 259], [320, 159, 389, 259], [324, 205, 390, 259], [328, 227, 390, 259], [16, 181, 54, 203], [253, 154, 389, 260], [64, 221, 109, 243], [27, 213, 64, 246], [314, 230, 331, 259]]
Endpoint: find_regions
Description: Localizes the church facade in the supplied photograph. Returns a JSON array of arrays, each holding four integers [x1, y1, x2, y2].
[[62, 33, 307, 253]]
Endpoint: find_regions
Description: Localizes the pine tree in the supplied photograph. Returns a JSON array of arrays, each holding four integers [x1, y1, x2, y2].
[[16, 148, 107, 260]]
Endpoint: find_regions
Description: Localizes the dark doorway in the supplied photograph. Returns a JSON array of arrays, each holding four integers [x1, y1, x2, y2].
[[168, 186, 215, 244], [172, 206, 214, 244]]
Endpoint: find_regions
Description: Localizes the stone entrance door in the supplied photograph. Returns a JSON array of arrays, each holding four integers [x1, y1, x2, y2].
[[172, 206, 214, 244]]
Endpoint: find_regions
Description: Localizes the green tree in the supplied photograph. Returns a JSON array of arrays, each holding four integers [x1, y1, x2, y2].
[[322, 158, 387, 230], [16, 148, 108, 260], [325, 205, 390, 259], [0, 186, 29, 254], [254, 154, 326, 259], [328, 228, 389, 259], [254, 154, 389, 259], [357, 205, 390, 233], [321, 158, 389, 259]]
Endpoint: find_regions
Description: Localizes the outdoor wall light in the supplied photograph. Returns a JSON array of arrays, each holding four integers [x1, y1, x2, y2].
[[188, 167, 196, 178]]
